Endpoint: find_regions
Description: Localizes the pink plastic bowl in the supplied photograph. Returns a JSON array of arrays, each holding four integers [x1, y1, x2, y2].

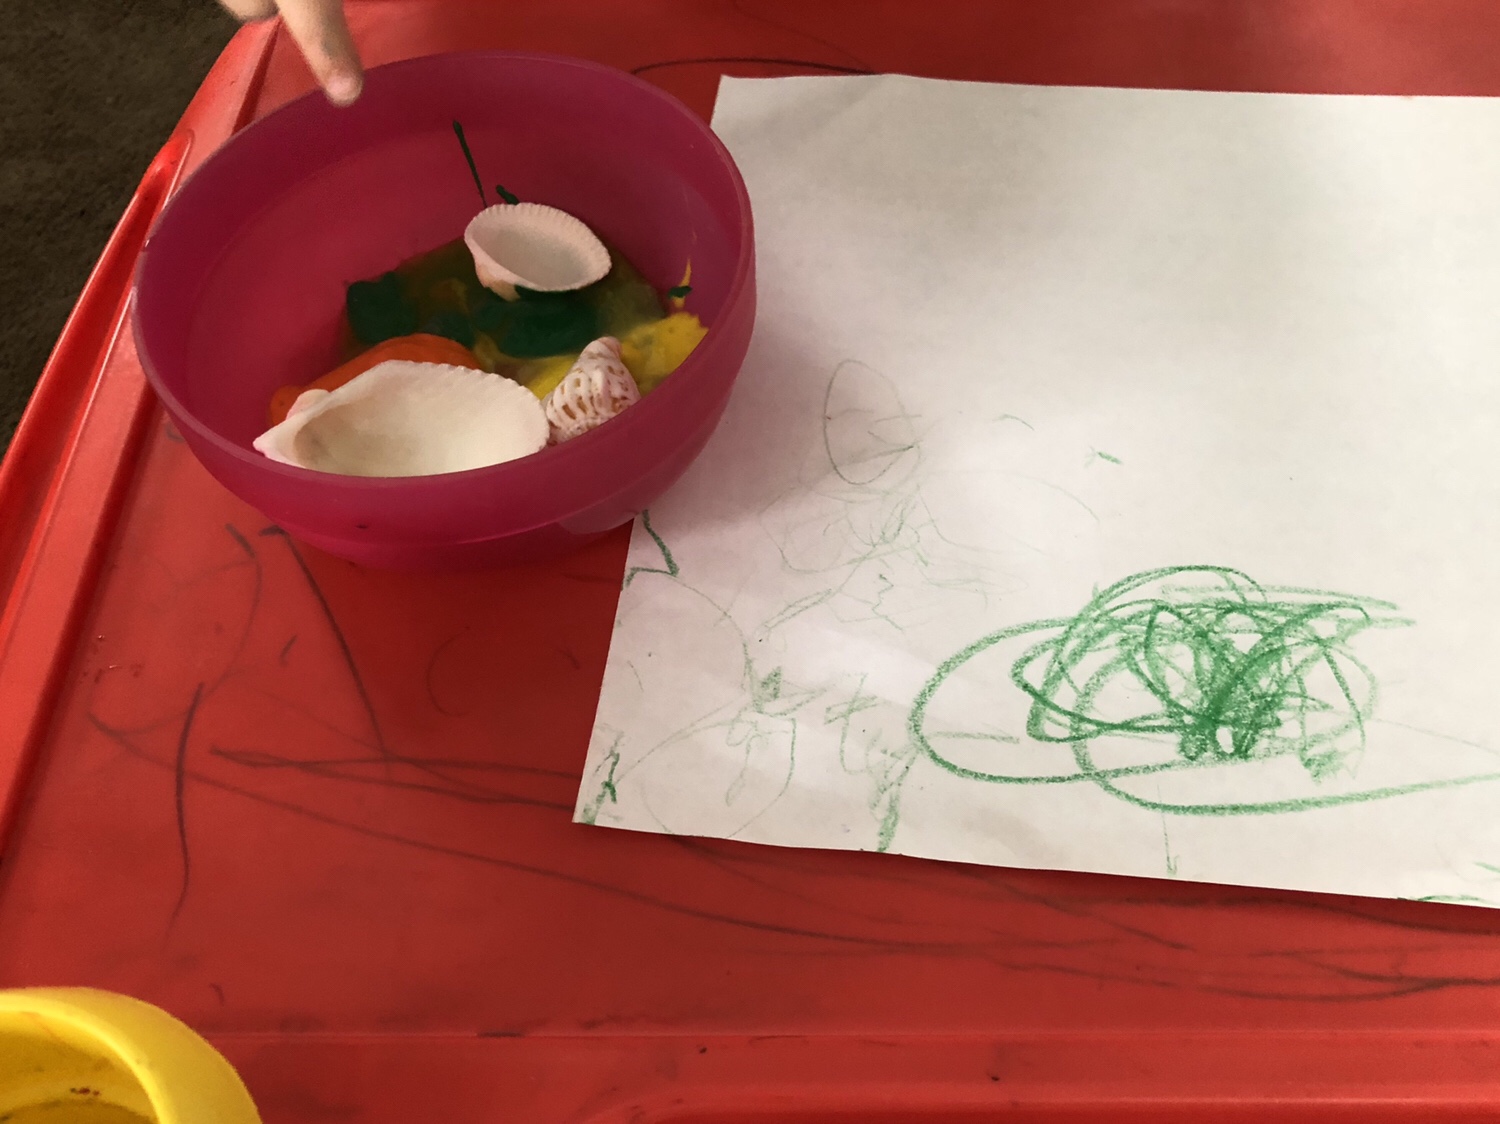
[[134, 51, 755, 569]]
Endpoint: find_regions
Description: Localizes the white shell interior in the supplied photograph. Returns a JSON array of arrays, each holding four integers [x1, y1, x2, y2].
[[253, 360, 549, 477], [463, 202, 612, 298]]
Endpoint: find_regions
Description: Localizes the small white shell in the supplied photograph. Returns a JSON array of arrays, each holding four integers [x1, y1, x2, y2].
[[253, 360, 548, 477], [543, 337, 641, 444], [463, 202, 611, 300]]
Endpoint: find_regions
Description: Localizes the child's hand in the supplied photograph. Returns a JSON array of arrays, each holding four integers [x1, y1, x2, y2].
[[218, 0, 363, 105]]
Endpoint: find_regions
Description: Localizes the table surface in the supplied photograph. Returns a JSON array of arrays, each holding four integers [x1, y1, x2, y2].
[[6, 2, 1500, 1120]]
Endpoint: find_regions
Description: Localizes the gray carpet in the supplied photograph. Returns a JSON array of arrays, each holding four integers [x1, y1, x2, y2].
[[1, 0, 237, 451]]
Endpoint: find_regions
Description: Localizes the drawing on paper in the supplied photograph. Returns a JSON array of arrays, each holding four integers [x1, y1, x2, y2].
[[584, 339, 1500, 892], [572, 74, 1500, 908], [583, 358, 1002, 836], [586, 350, 1500, 841], [587, 356, 1500, 847], [906, 567, 1500, 818]]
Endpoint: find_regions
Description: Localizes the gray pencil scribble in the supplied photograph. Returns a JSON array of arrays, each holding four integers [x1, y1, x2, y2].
[[592, 359, 1018, 839]]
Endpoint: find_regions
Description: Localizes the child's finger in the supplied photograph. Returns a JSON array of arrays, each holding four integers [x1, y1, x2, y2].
[[276, 0, 363, 106], [217, 0, 279, 20]]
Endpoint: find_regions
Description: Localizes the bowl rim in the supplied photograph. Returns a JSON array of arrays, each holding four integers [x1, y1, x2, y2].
[[0, 986, 261, 1124], [131, 48, 755, 495]]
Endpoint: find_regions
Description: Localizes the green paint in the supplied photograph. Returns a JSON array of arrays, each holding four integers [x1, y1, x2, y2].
[[481, 288, 600, 357], [902, 566, 1500, 818], [667, 284, 693, 299], [452, 120, 487, 207], [346, 272, 418, 345], [495, 183, 520, 205], [588, 251, 666, 338], [341, 233, 665, 382], [469, 289, 507, 334], [1095, 451, 1123, 465], [420, 308, 476, 347]]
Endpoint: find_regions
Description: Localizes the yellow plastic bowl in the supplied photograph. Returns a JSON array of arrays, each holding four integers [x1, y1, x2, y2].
[[0, 988, 260, 1124]]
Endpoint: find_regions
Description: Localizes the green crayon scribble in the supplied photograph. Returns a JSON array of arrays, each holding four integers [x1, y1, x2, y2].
[[579, 735, 622, 825], [624, 510, 680, 587], [762, 589, 838, 632], [1015, 566, 1399, 774], [904, 566, 1500, 818]]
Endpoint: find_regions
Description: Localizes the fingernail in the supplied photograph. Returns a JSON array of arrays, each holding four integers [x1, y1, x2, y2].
[[326, 71, 362, 107]]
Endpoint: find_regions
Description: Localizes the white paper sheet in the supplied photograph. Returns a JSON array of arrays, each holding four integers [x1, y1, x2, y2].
[[574, 74, 1500, 907]]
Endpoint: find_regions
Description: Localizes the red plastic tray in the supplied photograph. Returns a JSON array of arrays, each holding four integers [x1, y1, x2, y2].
[[7, 3, 1500, 1120]]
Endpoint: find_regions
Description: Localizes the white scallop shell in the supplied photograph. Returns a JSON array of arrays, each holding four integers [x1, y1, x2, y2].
[[463, 202, 611, 300], [543, 337, 641, 444], [253, 360, 548, 477]]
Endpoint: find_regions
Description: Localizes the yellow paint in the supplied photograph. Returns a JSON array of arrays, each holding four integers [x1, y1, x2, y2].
[[621, 312, 708, 394], [517, 309, 706, 403], [670, 260, 693, 311], [471, 331, 504, 373], [592, 250, 670, 339], [521, 354, 579, 400]]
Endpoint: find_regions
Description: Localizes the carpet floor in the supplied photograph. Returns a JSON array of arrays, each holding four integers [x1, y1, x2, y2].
[[1, 0, 237, 451]]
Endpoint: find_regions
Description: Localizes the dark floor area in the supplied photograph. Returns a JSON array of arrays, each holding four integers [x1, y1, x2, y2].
[[1, 0, 238, 451]]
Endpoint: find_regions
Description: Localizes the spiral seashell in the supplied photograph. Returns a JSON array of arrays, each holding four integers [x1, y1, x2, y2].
[[542, 337, 641, 443]]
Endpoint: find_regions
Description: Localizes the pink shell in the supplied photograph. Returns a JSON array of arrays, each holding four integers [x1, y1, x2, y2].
[[543, 337, 642, 443]]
